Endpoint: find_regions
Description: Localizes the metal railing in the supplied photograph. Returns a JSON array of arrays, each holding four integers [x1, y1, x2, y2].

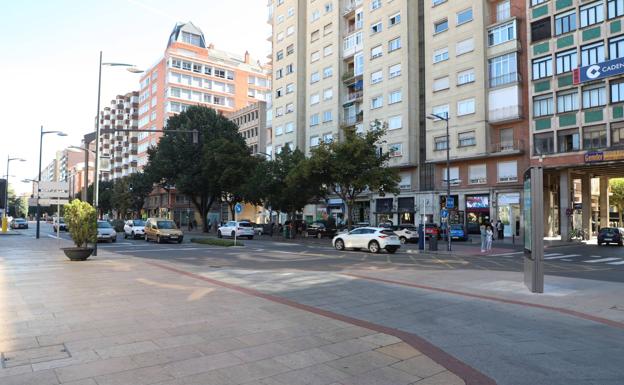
[[343, 91, 363, 104], [489, 72, 520, 88], [489, 139, 525, 153]]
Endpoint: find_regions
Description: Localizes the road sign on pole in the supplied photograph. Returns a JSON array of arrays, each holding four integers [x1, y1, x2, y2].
[[38, 199, 69, 206]]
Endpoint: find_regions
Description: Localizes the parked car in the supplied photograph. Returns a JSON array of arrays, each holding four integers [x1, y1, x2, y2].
[[53, 217, 68, 232], [97, 221, 117, 243], [449, 224, 467, 241], [424, 224, 441, 239], [353, 222, 371, 228], [393, 224, 418, 244], [144, 218, 183, 244], [124, 219, 146, 239], [10, 218, 28, 229], [217, 221, 254, 239], [253, 223, 265, 235], [305, 222, 337, 239], [332, 227, 401, 254], [597, 227, 624, 246]]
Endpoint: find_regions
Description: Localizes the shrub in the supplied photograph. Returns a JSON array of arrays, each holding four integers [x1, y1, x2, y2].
[[64, 200, 97, 248], [190, 238, 243, 247]]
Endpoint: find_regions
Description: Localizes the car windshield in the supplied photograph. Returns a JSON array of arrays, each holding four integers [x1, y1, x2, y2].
[[380, 230, 396, 236], [451, 225, 463, 230], [15, 219, 26, 223], [132, 220, 145, 226], [157, 221, 176, 229], [238, 222, 252, 227], [97, 221, 112, 228], [600, 228, 616, 235]]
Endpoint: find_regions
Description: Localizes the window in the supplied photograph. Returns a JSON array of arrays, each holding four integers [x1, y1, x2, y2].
[[582, 84, 606, 108], [311, 51, 320, 62], [456, 38, 474, 56], [434, 19, 449, 34], [275, 107, 283, 117], [371, 70, 383, 84], [488, 21, 516, 46], [432, 104, 449, 119], [287, 25, 295, 36], [389, 63, 402, 78], [389, 13, 401, 26], [558, 129, 580, 153], [581, 42, 605, 66], [611, 80, 624, 103], [323, 44, 333, 56], [609, 35, 624, 60], [612, 121, 624, 145], [433, 76, 450, 91], [458, 131, 476, 147], [433, 47, 449, 63], [533, 95, 554, 117], [324, 23, 332, 35], [608, 0, 624, 19], [324, 2, 332, 13], [457, 98, 476, 115], [433, 0, 447, 5], [371, 45, 383, 59], [310, 93, 320, 105], [323, 66, 333, 78], [287, 44, 294, 55], [286, 64, 294, 74], [555, 11, 576, 36], [310, 136, 320, 147], [497, 161, 517, 182], [557, 90, 579, 112], [276, 69, 283, 79], [388, 90, 402, 104], [322, 110, 333, 122], [531, 17, 552, 42], [457, 69, 475, 85], [435, 136, 448, 151], [388, 115, 402, 130], [469, 164, 487, 184], [580, 1, 604, 28], [489, 53, 518, 86], [371, 0, 381, 10], [275, 87, 283, 98], [311, 10, 320, 22], [310, 114, 319, 126], [277, 32, 285, 42], [285, 103, 294, 113], [275, 125, 284, 136], [500, 128, 514, 150], [442, 167, 460, 185], [311, 30, 319, 41], [532, 56, 552, 80], [389, 143, 403, 157], [310, 71, 320, 83], [583, 125, 607, 149], [556, 49, 577, 74], [182, 61, 192, 71], [371, 95, 383, 109], [457, 8, 473, 25], [323, 88, 333, 100], [276, 50, 284, 61], [389, 37, 401, 52], [532, 0, 548, 4], [323, 133, 334, 143], [285, 122, 294, 133], [286, 83, 294, 94], [497, 1, 511, 21], [371, 21, 383, 34]]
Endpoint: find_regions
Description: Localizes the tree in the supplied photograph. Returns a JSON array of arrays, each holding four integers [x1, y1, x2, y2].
[[87, 181, 114, 218], [111, 177, 132, 219], [6, 186, 27, 217], [127, 172, 154, 216], [145, 106, 251, 232], [306, 121, 401, 229], [610, 178, 624, 221]]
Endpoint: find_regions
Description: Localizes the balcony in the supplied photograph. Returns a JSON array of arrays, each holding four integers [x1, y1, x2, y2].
[[489, 72, 521, 88], [489, 139, 525, 154], [341, 111, 363, 127], [489, 105, 522, 123], [342, 70, 362, 85], [343, 91, 363, 105], [343, 0, 362, 16], [488, 84, 522, 123]]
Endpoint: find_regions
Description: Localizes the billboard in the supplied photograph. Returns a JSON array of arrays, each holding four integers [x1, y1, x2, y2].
[[573, 57, 624, 84]]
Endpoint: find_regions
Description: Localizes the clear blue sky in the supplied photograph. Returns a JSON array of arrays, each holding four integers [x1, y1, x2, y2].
[[0, 0, 269, 194]]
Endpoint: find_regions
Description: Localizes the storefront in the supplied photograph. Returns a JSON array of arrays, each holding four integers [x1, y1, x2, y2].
[[398, 197, 415, 224], [466, 194, 491, 234], [375, 198, 394, 225], [496, 192, 520, 237], [350, 200, 370, 224], [326, 198, 345, 226]]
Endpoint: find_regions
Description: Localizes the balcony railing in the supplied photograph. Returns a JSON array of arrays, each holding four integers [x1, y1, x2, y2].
[[489, 139, 525, 154], [343, 91, 363, 104], [342, 111, 363, 126], [343, 0, 362, 16], [489, 105, 522, 123], [489, 72, 521, 88]]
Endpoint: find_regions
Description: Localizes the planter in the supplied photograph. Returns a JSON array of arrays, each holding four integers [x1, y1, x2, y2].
[[61, 247, 94, 261]]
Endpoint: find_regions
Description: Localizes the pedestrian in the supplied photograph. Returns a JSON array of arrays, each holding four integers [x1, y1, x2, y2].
[[498, 221, 504, 240], [480, 223, 487, 252], [188, 217, 193, 231], [486, 225, 493, 252], [491, 221, 497, 240]]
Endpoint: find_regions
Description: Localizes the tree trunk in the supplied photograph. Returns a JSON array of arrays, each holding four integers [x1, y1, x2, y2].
[[345, 201, 353, 231]]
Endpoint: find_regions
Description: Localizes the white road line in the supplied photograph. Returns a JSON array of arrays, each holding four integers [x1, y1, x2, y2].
[[544, 254, 581, 260], [607, 260, 624, 265], [589, 255, 603, 258], [490, 251, 523, 257], [116, 247, 203, 253], [584, 257, 621, 263], [544, 253, 563, 257]]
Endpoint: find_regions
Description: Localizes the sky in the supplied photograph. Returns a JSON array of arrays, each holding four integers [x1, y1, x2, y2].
[[0, 0, 270, 195]]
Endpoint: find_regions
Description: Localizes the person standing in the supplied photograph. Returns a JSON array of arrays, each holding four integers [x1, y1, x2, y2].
[[486, 225, 493, 252], [480, 223, 487, 252], [498, 221, 504, 240], [492, 220, 498, 240]]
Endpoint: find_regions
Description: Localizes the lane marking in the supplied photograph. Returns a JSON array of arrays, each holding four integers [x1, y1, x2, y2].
[[584, 257, 621, 263], [116, 247, 203, 253], [489, 251, 523, 257], [544, 253, 563, 257], [544, 254, 580, 260], [607, 260, 624, 265]]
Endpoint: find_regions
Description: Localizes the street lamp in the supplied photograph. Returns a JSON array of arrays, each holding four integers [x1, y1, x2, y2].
[[67, 145, 95, 202], [92, 52, 143, 256], [3, 156, 26, 232], [427, 112, 452, 252], [36, 127, 67, 239]]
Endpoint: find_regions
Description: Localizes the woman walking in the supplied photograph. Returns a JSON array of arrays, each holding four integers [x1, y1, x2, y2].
[[480, 223, 487, 252], [486, 225, 493, 252]]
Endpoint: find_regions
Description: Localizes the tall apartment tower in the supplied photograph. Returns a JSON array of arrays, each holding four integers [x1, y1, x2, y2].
[[97, 91, 140, 181], [268, 0, 423, 225], [137, 22, 271, 169], [424, 0, 529, 236]]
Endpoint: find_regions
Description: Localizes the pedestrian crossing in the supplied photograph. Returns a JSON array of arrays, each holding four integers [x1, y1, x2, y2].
[[490, 251, 624, 266]]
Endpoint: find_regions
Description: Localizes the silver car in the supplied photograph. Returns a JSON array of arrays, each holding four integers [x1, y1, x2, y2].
[[124, 219, 146, 239], [97, 221, 117, 243], [332, 227, 401, 253]]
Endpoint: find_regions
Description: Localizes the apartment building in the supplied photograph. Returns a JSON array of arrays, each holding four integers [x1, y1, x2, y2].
[[228, 101, 269, 155], [527, 0, 624, 239], [424, 0, 529, 236], [268, 0, 422, 225], [40, 151, 62, 183], [97, 91, 140, 181], [136, 22, 271, 169]]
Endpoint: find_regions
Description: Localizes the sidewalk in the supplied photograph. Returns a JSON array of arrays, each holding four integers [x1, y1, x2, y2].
[[0, 236, 469, 385]]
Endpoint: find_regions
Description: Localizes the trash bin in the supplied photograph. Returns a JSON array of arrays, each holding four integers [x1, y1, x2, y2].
[[429, 235, 438, 251]]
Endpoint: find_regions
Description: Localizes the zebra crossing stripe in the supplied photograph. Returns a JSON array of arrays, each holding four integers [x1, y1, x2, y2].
[[607, 260, 624, 265], [544, 254, 580, 260], [544, 253, 563, 257], [584, 257, 621, 263]]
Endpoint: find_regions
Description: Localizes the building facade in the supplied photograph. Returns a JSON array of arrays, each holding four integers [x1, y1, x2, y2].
[[527, 0, 624, 239], [227, 101, 269, 155]]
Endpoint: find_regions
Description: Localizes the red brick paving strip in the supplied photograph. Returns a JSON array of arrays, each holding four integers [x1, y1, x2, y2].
[[344, 273, 624, 331], [147, 261, 496, 385]]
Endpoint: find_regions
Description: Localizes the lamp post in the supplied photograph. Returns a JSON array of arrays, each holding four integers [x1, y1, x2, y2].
[[93, 52, 142, 256], [36, 127, 67, 239], [427, 113, 452, 252], [67, 145, 95, 202], [4, 156, 26, 232]]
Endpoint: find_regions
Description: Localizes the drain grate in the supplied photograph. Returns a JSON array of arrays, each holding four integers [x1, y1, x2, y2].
[[1, 344, 71, 368]]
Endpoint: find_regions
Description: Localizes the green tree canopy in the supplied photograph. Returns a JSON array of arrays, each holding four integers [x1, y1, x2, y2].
[[610, 178, 624, 215]]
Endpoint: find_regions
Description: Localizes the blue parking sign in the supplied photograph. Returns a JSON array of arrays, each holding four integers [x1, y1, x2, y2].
[[235, 203, 243, 214], [446, 197, 454, 209]]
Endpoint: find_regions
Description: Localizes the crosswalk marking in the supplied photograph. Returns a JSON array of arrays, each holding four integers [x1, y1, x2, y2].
[[490, 251, 523, 257], [544, 253, 563, 257], [584, 257, 621, 263], [544, 254, 579, 260], [607, 260, 624, 265]]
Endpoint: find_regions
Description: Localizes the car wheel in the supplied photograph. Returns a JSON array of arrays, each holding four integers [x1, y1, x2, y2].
[[177, 238, 183, 244], [317, 232, 322, 239], [217, 230, 222, 238], [249, 236, 254, 240], [368, 241, 380, 253], [387, 247, 398, 254], [334, 239, 345, 251], [124, 232, 127, 239], [112, 237, 117, 243], [157, 235, 161, 244], [131, 232, 136, 239], [145, 234, 149, 242], [399, 236, 407, 244]]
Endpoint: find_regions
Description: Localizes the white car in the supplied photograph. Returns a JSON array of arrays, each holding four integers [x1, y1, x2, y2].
[[217, 221, 254, 239], [393, 225, 419, 244], [124, 219, 146, 239], [332, 227, 401, 253], [97, 221, 117, 243]]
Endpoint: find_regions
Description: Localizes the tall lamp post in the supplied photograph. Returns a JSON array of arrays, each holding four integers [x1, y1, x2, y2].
[[427, 113, 452, 252], [3, 156, 26, 232], [36, 127, 67, 238], [67, 145, 95, 202], [92, 51, 142, 256]]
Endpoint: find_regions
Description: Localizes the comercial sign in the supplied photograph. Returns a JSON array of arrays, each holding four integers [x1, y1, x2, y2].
[[584, 150, 624, 163], [573, 57, 624, 84]]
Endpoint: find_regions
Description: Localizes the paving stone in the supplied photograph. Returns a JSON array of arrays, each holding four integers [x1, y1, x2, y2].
[[358, 333, 402, 347], [340, 365, 422, 385], [391, 355, 446, 379], [0, 369, 60, 385], [230, 343, 294, 363], [193, 337, 249, 356], [270, 363, 352, 385], [0, 364, 33, 379], [153, 334, 206, 349], [130, 345, 204, 367], [164, 352, 243, 378], [273, 347, 341, 370], [319, 339, 378, 358], [55, 357, 139, 383], [374, 342, 422, 360], [94, 365, 174, 385], [31, 349, 100, 371], [413, 370, 465, 385], [216, 358, 292, 384], [326, 351, 400, 376], [95, 340, 161, 359]]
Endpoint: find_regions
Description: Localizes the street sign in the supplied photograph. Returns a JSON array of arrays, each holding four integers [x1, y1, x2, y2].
[[441, 209, 449, 219], [234, 203, 243, 214], [38, 198, 69, 206], [39, 181, 69, 191], [38, 191, 69, 199], [446, 197, 455, 209]]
